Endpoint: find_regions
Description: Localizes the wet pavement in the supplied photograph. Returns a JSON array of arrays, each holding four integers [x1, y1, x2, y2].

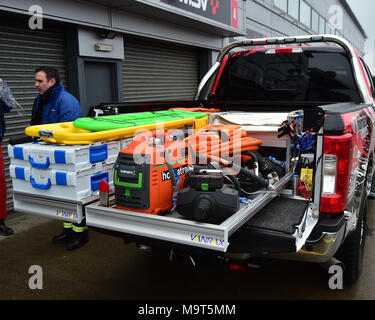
[[1, 200, 375, 300]]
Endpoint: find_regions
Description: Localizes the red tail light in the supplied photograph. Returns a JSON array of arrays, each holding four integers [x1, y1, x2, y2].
[[229, 263, 247, 272], [320, 134, 353, 213]]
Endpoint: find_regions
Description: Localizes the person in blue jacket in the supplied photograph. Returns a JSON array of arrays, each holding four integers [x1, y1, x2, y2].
[[32, 66, 82, 125], [31, 66, 88, 250]]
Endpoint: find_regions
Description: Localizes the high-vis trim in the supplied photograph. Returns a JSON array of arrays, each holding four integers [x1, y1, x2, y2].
[[72, 225, 88, 233], [64, 222, 73, 229]]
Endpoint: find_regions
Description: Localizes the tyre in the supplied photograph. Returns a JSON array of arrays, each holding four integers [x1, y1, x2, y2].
[[335, 187, 367, 285]]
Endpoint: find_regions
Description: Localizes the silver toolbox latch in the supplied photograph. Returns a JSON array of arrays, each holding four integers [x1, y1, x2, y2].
[[38, 130, 54, 138]]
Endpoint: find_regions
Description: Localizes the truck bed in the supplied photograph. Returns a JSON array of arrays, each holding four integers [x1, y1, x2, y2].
[[227, 196, 311, 254], [85, 171, 318, 253]]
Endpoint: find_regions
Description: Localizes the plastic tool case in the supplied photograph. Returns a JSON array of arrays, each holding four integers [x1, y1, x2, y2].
[[9, 140, 124, 223]]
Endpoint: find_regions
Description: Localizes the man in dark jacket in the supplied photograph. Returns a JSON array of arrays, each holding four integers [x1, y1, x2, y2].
[[0, 79, 14, 236], [32, 67, 82, 125], [32, 66, 88, 250]]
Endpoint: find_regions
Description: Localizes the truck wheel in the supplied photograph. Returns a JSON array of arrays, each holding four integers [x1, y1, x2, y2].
[[335, 189, 367, 285]]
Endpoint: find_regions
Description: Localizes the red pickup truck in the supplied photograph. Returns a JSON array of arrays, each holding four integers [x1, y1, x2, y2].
[[84, 35, 375, 285]]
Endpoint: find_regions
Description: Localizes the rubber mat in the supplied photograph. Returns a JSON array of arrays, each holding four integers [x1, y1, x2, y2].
[[245, 197, 308, 234]]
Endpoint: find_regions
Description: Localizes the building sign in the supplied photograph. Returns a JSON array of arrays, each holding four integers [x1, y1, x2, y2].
[[161, 0, 238, 28]]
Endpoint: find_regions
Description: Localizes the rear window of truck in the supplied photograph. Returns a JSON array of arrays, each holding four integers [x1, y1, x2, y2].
[[212, 50, 361, 103]]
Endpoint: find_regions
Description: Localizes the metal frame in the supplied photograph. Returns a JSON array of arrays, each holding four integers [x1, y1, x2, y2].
[[196, 34, 372, 105], [86, 172, 294, 252], [14, 192, 83, 224], [13, 191, 101, 224]]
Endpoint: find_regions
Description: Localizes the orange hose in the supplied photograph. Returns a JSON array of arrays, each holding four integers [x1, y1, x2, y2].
[[191, 136, 261, 152], [181, 125, 263, 169]]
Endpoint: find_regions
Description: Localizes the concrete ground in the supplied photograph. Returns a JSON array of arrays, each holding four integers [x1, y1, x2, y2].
[[1, 200, 375, 300]]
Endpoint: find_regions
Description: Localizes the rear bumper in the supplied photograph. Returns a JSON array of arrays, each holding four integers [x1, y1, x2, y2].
[[292, 213, 346, 263], [258, 226, 346, 264]]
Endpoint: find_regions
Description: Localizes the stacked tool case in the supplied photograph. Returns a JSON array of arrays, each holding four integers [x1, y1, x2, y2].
[[8, 139, 132, 223]]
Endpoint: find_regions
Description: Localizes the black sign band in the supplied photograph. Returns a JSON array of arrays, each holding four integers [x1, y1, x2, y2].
[[161, 0, 238, 28]]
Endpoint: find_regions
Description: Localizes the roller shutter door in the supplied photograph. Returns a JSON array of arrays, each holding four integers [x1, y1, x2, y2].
[[123, 38, 199, 102], [0, 22, 68, 212]]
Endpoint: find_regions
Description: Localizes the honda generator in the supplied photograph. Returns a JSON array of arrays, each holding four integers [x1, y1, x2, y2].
[[114, 131, 189, 215]]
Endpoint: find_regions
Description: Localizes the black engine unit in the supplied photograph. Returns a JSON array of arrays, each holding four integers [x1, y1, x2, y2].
[[176, 172, 239, 223]]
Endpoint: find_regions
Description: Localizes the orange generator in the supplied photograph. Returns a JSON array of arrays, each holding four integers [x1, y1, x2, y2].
[[114, 130, 189, 215]]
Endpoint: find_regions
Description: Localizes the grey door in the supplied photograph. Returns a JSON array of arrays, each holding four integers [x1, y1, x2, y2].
[[122, 38, 199, 102], [84, 61, 117, 115]]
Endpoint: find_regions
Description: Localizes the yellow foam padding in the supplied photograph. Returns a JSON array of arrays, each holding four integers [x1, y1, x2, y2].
[[25, 116, 208, 145]]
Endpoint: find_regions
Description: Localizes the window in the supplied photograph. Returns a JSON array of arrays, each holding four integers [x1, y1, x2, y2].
[[274, 0, 287, 12], [214, 49, 361, 103], [288, 0, 299, 20], [300, 1, 311, 27], [319, 16, 325, 34], [311, 9, 319, 32]]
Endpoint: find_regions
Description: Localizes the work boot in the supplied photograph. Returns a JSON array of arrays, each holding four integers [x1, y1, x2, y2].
[[0, 219, 13, 236], [67, 230, 88, 251], [52, 228, 73, 244]]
